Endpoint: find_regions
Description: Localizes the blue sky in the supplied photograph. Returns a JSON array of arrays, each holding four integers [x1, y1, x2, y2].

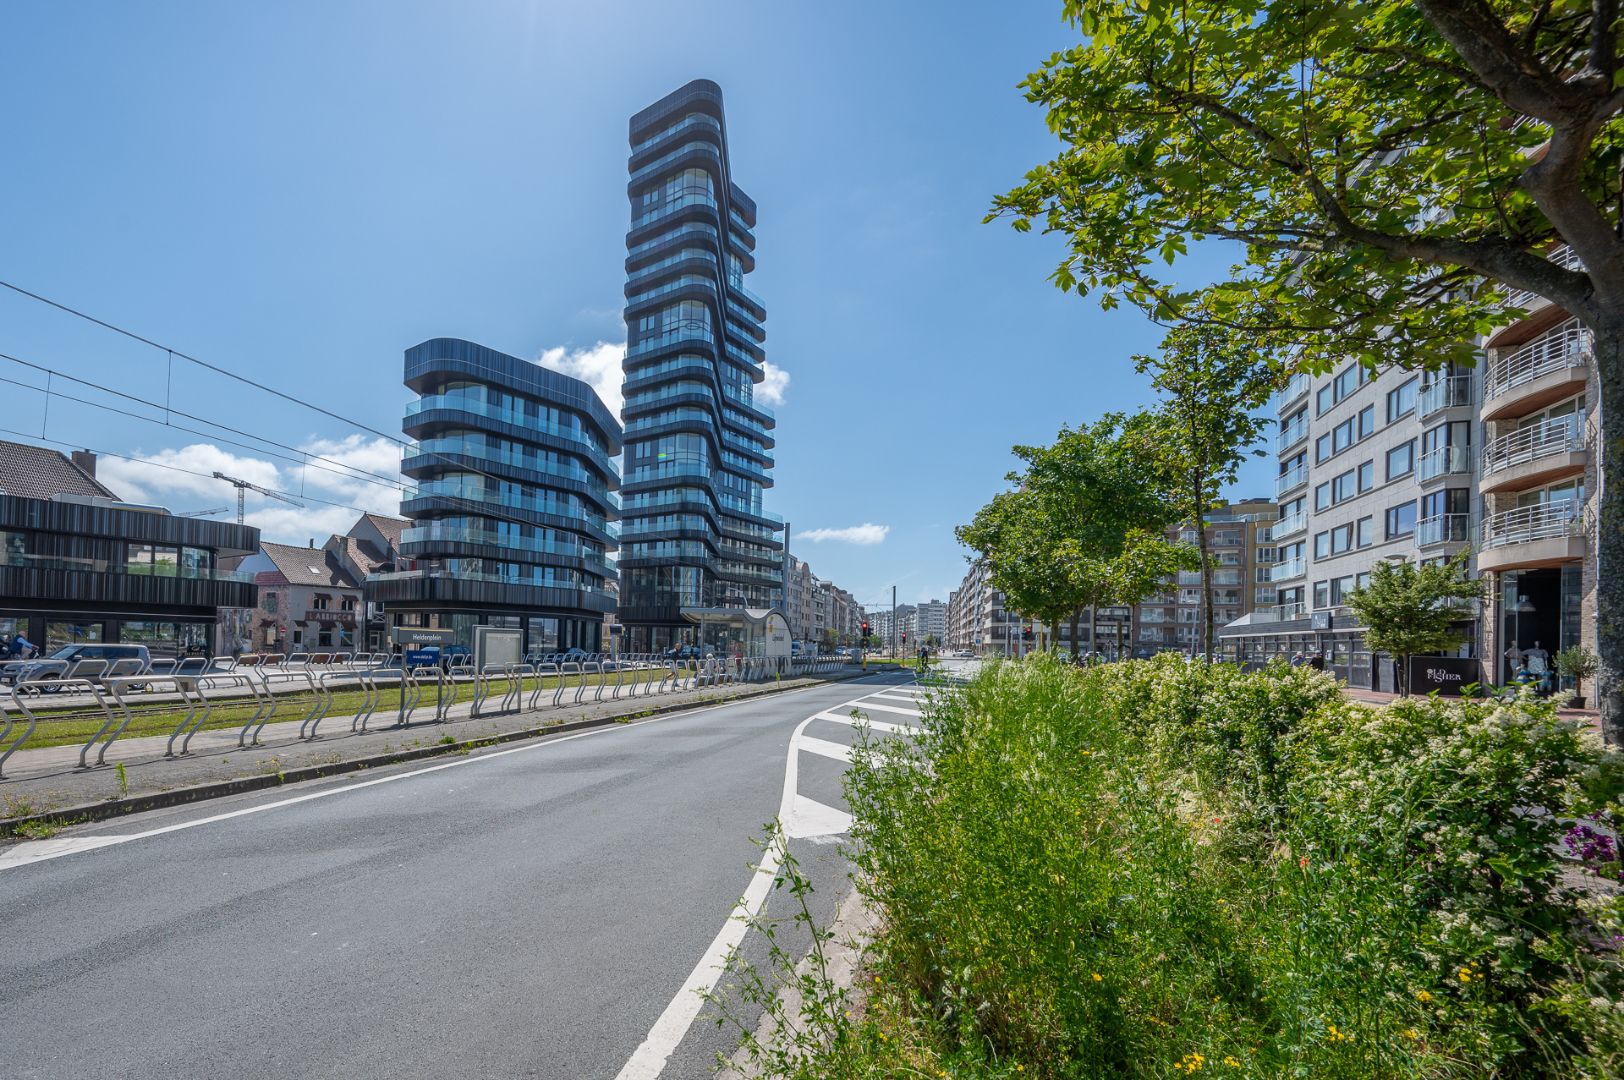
[[0, 0, 1269, 608]]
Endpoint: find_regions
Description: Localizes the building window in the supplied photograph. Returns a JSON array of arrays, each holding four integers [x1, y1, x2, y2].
[[1331, 575, 1356, 604], [1331, 524, 1353, 554], [1386, 441, 1415, 481], [1313, 580, 1330, 608], [1386, 377, 1418, 421], [262, 591, 278, 614], [1356, 516, 1373, 547], [1315, 433, 1332, 462], [1357, 460, 1375, 493], [1314, 531, 1330, 559], [1358, 405, 1375, 439], [1386, 501, 1417, 539], [1314, 482, 1331, 511], [1332, 469, 1356, 503]]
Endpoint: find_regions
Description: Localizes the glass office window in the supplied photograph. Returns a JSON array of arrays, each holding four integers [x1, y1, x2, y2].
[[1387, 377, 1418, 421], [1386, 440, 1415, 480], [1386, 500, 1417, 539], [1358, 460, 1375, 492], [1356, 516, 1373, 547]]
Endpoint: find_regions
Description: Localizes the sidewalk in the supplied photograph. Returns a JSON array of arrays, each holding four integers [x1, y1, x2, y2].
[[1, 668, 874, 829]]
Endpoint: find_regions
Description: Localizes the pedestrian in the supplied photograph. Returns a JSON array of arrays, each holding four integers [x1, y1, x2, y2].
[[1308, 651, 1326, 672], [1290, 651, 1305, 667], [10, 632, 34, 660]]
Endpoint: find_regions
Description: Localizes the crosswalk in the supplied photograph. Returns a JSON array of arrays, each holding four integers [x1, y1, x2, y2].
[[783, 681, 930, 840]]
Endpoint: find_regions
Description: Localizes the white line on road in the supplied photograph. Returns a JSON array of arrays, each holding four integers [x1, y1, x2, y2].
[[613, 683, 911, 1080], [850, 700, 922, 717], [795, 735, 853, 763]]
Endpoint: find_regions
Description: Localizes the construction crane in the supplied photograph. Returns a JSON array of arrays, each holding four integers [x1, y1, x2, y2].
[[177, 507, 231, 518], [212, 472, 305, 524]]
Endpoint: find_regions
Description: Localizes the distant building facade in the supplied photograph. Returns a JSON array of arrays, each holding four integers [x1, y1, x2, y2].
[[0, 440, 258, 658]]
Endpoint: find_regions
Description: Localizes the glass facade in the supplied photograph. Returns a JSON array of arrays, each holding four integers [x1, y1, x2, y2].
[[619, 80, 785, 650], [386, 338, 622, 654]]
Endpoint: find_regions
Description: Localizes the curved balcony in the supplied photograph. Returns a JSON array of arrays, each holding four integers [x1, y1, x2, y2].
[[1273, 373, 1310, 414], [367, 569, 616, 614], [1417, 375, 1473, 419], [1482, 323, 1591, 420], [1416, 513, 1471, 548], [1275, 463, 1309, 498], [1477, 500, 1587, 572], [1417, 444, 1472, 483], [1480, 417, 1587, 494]]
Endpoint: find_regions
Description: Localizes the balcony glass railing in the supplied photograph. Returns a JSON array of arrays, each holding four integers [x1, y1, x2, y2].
[[1417, 444, 1472, 482], [1482, 417, 1585, 475], [1417, 375, 1473, 418], [1275, 463, 1309, 497], [631, 111, 721, 154], [368, 567, 614, 606], [1272, 512, 1307, 539], [1485, 322, 1591, 400], [404, 395, 610, 457], [399, 526, 610, 569], [406, 439, 618, 488], [402, 483, 610, 533], [1481, 500, 1586, 549], [1275, 419, 1309, 452], [1416, 513, 1471, 546], [632, 190, 717, 229], [1270, 557, 1306, 582], [1273, 373, 1310, 413], [629, 139, 721, 185]]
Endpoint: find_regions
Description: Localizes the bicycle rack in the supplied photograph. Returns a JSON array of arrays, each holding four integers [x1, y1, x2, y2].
[[168, 673, 259, 756], [573, 663, 592, 705], [500, 663, 532, 713], [238, 667, 290, 746], [297, 670, 341, 740], [348, 668, 383, 733], [68, 678, 123, 769], [0, 687, 38, 779], [530, 662, 559, 709], [591, 661, 607, 702]]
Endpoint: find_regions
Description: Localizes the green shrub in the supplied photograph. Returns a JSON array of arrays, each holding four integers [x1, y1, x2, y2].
[[801, 655, 1624, 1079]]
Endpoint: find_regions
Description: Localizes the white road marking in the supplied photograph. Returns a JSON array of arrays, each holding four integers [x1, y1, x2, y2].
[[855, 700, 922, 718], [814, 711, 911, 734], [0, 679, 885, 874], [785, 794, 852, 839], [614, 682, 912, 1079], [795, 735, 853, 763]]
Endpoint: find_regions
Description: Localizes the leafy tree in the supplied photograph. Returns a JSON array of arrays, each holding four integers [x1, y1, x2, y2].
[[1344, 550, 1484, 695], [1557, 644, 1601, 703], [959, 416, 1190, 656], [1132, 321, 1273, 660], [992, 0, 1624, 738]]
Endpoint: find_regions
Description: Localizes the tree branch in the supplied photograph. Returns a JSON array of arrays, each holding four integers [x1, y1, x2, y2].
[[1413, 0, 1582, 120]]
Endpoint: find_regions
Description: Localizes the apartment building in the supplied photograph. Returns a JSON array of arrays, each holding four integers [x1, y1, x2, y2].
[[783, 554, 864, 647], [945, 562, 1016, 655]]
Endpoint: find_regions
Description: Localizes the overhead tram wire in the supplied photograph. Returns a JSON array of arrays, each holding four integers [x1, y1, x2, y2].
[[0, 360, 407, 496], [0, 279, 620, 510]]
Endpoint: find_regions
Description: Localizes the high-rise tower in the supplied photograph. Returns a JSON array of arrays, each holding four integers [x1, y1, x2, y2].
[[618, 80, 783, 651]]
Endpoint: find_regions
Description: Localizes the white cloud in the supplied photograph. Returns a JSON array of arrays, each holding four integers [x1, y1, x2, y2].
[[535, 342, 627, 415], [759, 360, 790, 405], [96, 435, 405, 546], [800, 523, 890, 545]]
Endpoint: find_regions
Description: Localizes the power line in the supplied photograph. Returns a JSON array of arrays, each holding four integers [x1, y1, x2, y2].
[[0, 279, 622, 518]]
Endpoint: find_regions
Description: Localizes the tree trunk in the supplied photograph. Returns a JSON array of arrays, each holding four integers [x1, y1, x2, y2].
[[1196, 501, 1213, 663], [1596, 322, 1624, 745], [1090, 604, 1099, 661], [1049, 618, 1060, 654], [1069, 610, 1081, 660]]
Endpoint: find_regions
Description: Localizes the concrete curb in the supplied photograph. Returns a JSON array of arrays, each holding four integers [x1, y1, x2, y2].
[[0, 669, 886, 838]]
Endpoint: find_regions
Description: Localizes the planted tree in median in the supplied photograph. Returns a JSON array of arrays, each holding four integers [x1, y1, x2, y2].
[[1343, 549, 1484, 696], [991, 0, 1624, 736], [1133, 320, 1272, 661]]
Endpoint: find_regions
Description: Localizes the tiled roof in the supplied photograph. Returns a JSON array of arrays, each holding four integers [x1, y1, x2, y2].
[[338, 536, 385, 576], [258, 542, 361, 589], [361, 513, 407, 549], [0, 439, 118, 501]]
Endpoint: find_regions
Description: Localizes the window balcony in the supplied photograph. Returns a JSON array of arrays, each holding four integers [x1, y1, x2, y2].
[[1275, 418, 1309, 453], [1417, 444, 1473, 483], [1480, 417, 1587, 493], [1273, 373, 1310, 413], [1415, 513, 1471, 547], [1417, 375, 1473, 419], [1274, 463, 1309, 498], [1272, 512, 1307, 540], [1270, 557, 1305, 583], [1483, 323, 1591, 419], [1478, 500, 1588, 572]]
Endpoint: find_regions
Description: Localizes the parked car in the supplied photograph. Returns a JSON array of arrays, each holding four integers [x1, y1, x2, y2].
[[5, 643, 152, 691]]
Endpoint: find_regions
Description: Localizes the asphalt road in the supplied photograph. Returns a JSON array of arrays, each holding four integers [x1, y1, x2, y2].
[[0, 670, 932, 1080]]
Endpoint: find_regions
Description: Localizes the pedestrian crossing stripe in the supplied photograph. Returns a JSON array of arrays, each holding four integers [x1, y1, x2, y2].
[[785, 794, 852, 838], [796, 735, 853, 763]]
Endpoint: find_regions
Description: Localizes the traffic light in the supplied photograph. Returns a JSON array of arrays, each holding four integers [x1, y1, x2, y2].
[[1022, 625, 1034, 642], [901, 632, 908, 645], [861, 621, 871, 639]]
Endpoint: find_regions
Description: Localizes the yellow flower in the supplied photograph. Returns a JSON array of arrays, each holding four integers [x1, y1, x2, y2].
[[1091, 972, 1103, 982], [1223, 1056, 1240, 1067], [1415, 990, 1432, 1003], [1402, 1028, 1420, 1040]]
